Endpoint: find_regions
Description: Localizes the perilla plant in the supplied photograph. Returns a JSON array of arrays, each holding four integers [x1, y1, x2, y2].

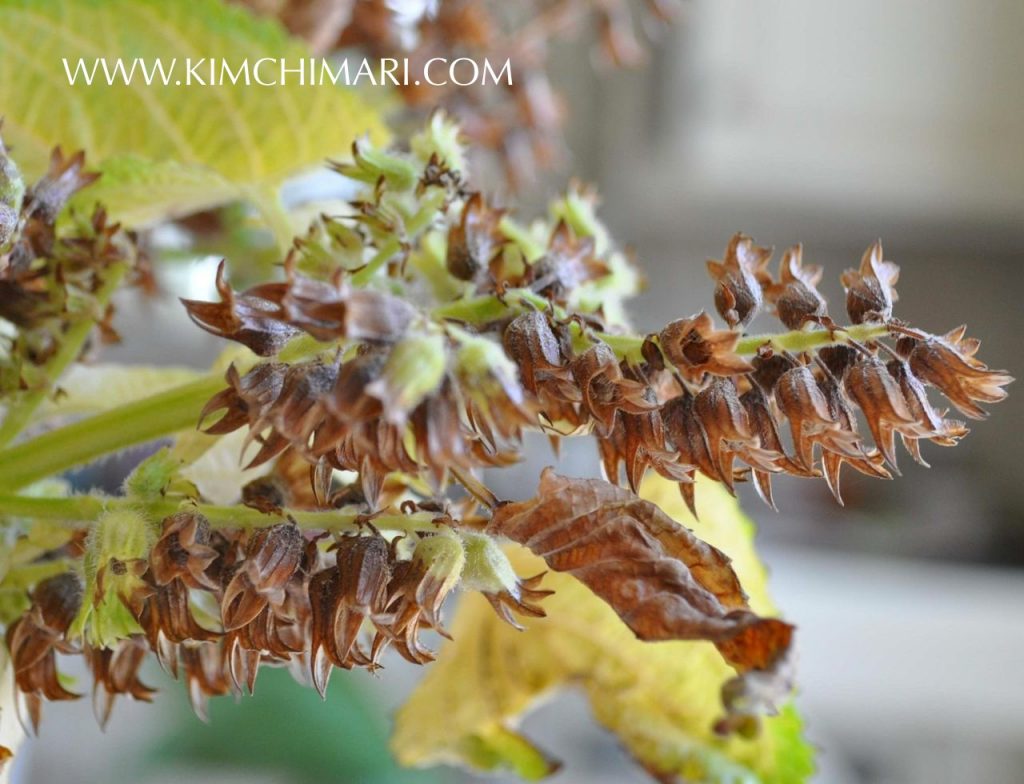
[[0, 115, 1010, 782]]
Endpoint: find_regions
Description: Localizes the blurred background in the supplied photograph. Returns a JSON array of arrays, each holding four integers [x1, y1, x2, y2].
[[12, 1, 1024, 783]]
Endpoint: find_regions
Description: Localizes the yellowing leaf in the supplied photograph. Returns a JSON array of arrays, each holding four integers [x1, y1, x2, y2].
[[0, 0, 387, 236], [36, 363, 201, 420], [393, 476, 814, 783]]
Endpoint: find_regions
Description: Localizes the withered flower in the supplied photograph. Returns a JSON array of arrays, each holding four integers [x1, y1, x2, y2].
[[85, 636, 156, 728], [149, 512, 219, 591], [841, 240, 899, 323], [706, 233, 771, 328], [309, 534, 392, 695], [221, 521, 304, 630], [765, 245, 828, 330], [6, 573, 84, 733], [460, 532, 552, 630], [446, 192, 505, 281], [901, 327, 1013, 419], [659, 311, 753, 382]]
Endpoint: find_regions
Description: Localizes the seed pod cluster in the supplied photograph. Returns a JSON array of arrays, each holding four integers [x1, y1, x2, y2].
[[183, 141, 1011, 520], [0, 143, 140, 396], [6, 513, 543, 731]]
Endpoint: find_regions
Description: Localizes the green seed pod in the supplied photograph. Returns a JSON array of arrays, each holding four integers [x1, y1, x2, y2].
[[459, 531, 519, 596], [71, 508, 156, 647]]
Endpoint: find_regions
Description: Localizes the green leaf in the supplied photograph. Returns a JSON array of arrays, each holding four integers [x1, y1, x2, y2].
[[392, 475, 815, 783], [0, 0, 387, 238]]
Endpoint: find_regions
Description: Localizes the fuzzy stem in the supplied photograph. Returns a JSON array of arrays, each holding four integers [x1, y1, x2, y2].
[[0, 261, 129, 448], [0, 493, 436, 534]]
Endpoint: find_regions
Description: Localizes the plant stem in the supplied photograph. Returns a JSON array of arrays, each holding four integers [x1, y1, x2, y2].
[[434, 289, 892, 358], [0, 375, 224, 492], [0, 493, 436, 534], [0, 262, 128, 448]]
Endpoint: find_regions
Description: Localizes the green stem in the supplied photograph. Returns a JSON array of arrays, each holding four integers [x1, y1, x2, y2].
[[0, 261, 128, 448], [734, 323, 889, 355], [0, 493, 436, 534], [0, 375, 224, 492], [434, 289, 892, 359]]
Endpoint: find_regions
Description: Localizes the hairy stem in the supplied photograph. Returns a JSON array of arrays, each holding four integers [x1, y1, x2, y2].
[[0, 261, 129, 448], [0, 493, 437, 534]]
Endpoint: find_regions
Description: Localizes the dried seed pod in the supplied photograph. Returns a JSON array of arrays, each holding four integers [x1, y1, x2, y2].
[[886, 358, 968, 466], [284, 276, 418, 343], [570, 342, 654, 434], [843, 354, 932, 469], [740, 385, 808, 509], [694, 377, 782, 486], [706, 233, 771, 328], [841, 240, 899, 324], [379, 531, 466, 665], [85, 636, 156, 728], [530, 221, 607, 300], [180, 643, 233, 722], [149, 512, 219, 591], [503, 311, 567, 394], [366, 333, 448, 425], [446, 192, 505, 281], [455, 332, 535, 447], [766, 245, 828, 330], [6, 573, 84, 733], [903, 327, 1013, 420], [659, 312, 753, 382], [814, 368, 891, 504], [662, 392, 722, 516], [774, 365, 863, 472], [199, 362, 286, 436], [182, 261, 298, 356], [221, 521, 304, 630]]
